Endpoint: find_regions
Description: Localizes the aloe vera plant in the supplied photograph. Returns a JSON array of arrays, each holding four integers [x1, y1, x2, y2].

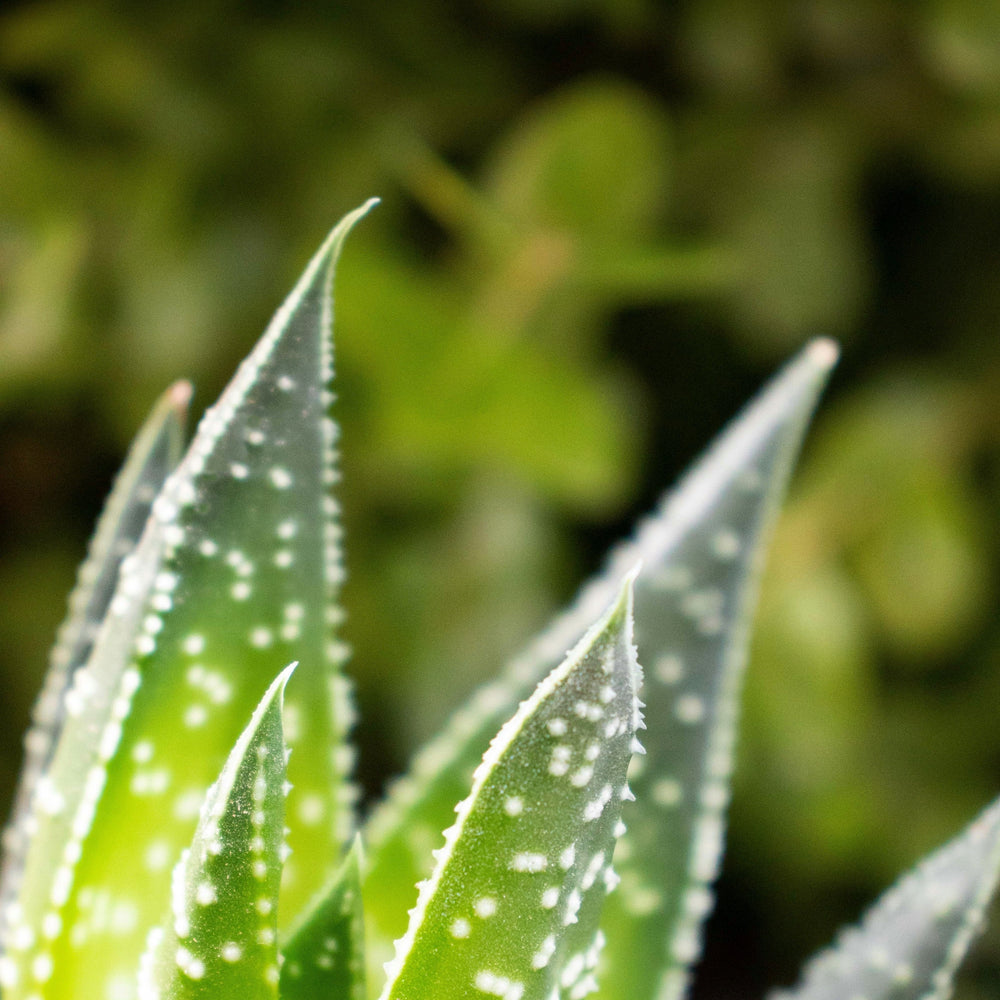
[[1, 200, 999, 1000]]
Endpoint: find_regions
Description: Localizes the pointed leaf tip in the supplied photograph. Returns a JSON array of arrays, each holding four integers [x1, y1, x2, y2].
[[590, 565, 638, 641], [281, 834, 367, 1000], [315, 197, 380, 266], [806, 337, 839, 370], [168, 379, 194, 414], [139, 667, 294, 1000], [7, 204, 371, 994], [276, 660, 298, 693], [379, 586, 641, 1000], [272, 197, 379, 330]]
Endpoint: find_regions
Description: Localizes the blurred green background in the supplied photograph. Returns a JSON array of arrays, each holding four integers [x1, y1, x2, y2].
[[2, 0, 1000, 997]]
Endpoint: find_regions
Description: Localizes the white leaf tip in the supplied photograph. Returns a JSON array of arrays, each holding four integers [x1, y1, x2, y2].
[[275, 661, 298, 696], [806, 337, 840, 370], [167, 380, 194, 411], [336, 197, 380, 235]]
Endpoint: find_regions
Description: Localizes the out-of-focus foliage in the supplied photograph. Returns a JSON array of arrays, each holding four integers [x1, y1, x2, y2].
[[1, 2, 999, 999]]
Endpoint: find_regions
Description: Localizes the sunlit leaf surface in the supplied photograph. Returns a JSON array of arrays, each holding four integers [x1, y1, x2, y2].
[[138, 665, 293, 1000], [773, 796, 1000, 1000], [0, 381, 189, 920], [379, 573, 642, 1000], [362, 340, 837, 999], [0, 201, 376, 1000]]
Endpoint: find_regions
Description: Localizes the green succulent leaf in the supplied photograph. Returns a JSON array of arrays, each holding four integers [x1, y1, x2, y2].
[[378, 572, 642, 1000], [361, 340, 837, 996], [280, 835, 366, 1000], [0, 380, 189, 916], [597, 339, 837, 1000], [0, 200, 376, 1000], [138, 664, 294, 1000], [772, 796, 1000, 1000]]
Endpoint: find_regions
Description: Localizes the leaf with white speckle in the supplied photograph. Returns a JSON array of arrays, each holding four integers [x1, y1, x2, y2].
[[0, 201, 376, 1000], [280, 835, 366, 1000], [596, 339, 838, 1000], [361, 340, 837, 999], [138, 664, 293, 1000], [0, 381, 189, 922], [378, 572, 642, 1000], [772, 796, 1000, 1000]]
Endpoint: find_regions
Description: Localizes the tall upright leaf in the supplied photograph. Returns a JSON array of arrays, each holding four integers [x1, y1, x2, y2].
[[597, 339, 837, 1000], [361, 339, 838, 993], [773, 796, 1000, 1000], [0, 200, 376, 1000], [0, 381, 189, 921], [138, 665, 294, 1000], [379, 573, 642, 1000]]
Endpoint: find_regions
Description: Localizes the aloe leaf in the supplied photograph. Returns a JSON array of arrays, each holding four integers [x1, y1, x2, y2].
[[0, 380, 190, 918], [361, 339, 838, 994], [280, 835, 366, 1000], [0, 200, 376, 1000], [772, 796, 1000, 1000], [596, 340, 838, 1000], [378, 572, 642, 1000], [137, 664, 294, 1000]]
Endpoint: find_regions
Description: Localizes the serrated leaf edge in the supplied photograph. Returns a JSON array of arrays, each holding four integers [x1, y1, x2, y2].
[[772, 796, 1000, 1000], [365, 339, 838, 859], [378, 569, 642, 1000]]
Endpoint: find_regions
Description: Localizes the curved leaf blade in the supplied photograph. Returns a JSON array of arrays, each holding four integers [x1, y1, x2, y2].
[[0, 201, 376, 1000], [0, 380, 190, 920], [772, 796, 1000, 1000], [362, 340, 837, 997], [137, 665, 293, 1000], [280, 835, 366, 1000], [378, 572, 642, 1000], [597, 338, 838, 1000]]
